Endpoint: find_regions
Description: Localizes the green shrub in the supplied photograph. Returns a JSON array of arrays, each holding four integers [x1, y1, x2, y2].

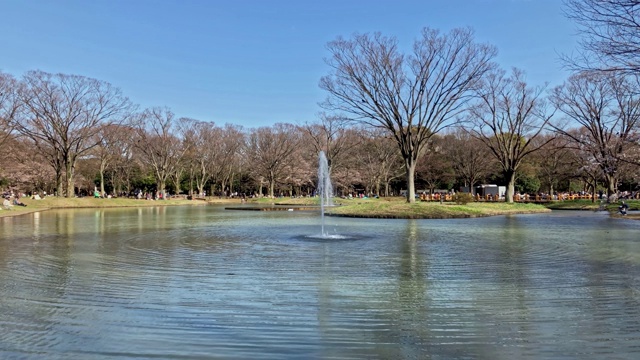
[[453, 192, 474, 205]]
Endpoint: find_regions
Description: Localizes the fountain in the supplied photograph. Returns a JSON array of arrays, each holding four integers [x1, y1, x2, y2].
[[223, 150, 345, 238], [317, 151, 333, 236]]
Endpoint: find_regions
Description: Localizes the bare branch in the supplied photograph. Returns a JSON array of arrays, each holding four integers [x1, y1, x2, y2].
[[320, 27, 497, 202]]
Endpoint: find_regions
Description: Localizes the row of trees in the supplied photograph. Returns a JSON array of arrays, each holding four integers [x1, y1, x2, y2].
[[1, 0, 639, 202], [0, 75, 638, 202], [0, 83, 402, 198], [318, 0, 640, 202]]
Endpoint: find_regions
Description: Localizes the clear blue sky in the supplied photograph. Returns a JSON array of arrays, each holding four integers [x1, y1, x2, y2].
[[1, 0, 577, 128]]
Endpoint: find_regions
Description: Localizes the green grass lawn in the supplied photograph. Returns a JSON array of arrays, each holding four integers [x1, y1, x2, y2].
[[247, 197, 322, 205], [0, 196, 207, 218], [326, 197, 550, 218], [544, 199, 640, 212], [237, 196, 553, 218], [7, 195, 637, 220]]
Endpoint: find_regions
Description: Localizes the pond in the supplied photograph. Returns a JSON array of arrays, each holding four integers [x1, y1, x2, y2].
[[1, 206, 640, 359]]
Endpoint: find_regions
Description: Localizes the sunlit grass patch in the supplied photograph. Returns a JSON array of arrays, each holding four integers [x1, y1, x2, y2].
[[327, 198, 550, 219]]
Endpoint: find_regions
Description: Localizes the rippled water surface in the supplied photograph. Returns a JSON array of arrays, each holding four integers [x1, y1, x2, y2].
[[1, 206, 640, 359]]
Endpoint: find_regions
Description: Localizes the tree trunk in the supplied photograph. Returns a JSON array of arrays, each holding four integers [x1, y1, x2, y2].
[[56, 170, 64, 197], [505, 170, 516, 203], [174, 173, 181, 195], [269, 176, 275, 198], [65, 160, 75, 198], [158, 180, 166, 200], [606, 175, 617, 202], [220, 179, 227, 197], [257, 178, 263, 197], [100, 171, 105, 196], [195, 173, 204, 196], [405, 158, 416, 203]]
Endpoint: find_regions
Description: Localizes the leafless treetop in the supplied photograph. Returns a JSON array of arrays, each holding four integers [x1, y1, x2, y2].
[[564, 0, 640, 74]]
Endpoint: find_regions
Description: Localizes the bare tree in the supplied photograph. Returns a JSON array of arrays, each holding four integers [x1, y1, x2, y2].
[[280, 140, 312, 197], [301, 113, 360, 174], [564, 133, 606, 199], [320, 27, 497, 202], [92, 123, 135, 196], [133, 107, 186, 199], [245, 123, 301, 198], [0, 71, 20, 148], [212, 124, 245, 196], [350, 128, 403, 196], [181, 119, 217, 196], [563, 0, 640, 74], [529, 134, 574, 199], [416, 135, 456, 195], [1, 135, 54, 193], [442, 128, 494, 195], [168, 117, 199, 195], [110, 125, 137, 195], [467, 68, 554, 203], [15, 71, 134, 197], [551, 72, 640, 200]]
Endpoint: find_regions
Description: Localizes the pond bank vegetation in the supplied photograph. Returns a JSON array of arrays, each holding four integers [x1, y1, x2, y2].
[[4, 196, 639, 220]]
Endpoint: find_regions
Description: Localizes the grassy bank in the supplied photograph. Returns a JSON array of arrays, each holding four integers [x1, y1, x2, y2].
[[247, 197, 323, 205], [0, 196, 227, 218], [326, 198, 550, 219], [544, 199, 602, 211], [544, 199, 640, 211], [241, 196, 552, 218], [12, 195, 638, 220]]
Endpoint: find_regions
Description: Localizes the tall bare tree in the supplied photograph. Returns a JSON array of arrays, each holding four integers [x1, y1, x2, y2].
[[302, 114, 360, 175], [416, 135, 455, 195], [0, 71, 20, 148], [564, 132, 607, 199], [212, 124, 245, 196], [15, 71, 134, 197], [167, 117, 199, 195], [350, 128, 404, 196], [110, 125, 137, 195], [245, 123, 301, 198], [529, 134, 574, 199], [442, 128, 494, 195], [134, 107, 186, 198], [320, 27, 497, 202], [551, 72, 640, 200], [181, 119, 218, 196], [92, 123, 135, 196], [467, 68, 554, 202], [1, 135, 54, 193], [563, 0, 640, 74]]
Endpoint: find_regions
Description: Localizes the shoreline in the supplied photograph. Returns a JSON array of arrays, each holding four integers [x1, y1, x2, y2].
[[2, 196, 636, 220], [0, 197, 241, 219], [326, 210, 549, 219]]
